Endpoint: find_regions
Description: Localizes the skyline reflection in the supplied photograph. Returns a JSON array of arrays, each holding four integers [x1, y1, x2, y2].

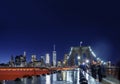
[[2, 69, 80, 84]]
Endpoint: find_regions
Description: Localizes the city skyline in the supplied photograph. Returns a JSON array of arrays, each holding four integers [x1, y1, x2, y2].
[[0, 0, 120, 64]]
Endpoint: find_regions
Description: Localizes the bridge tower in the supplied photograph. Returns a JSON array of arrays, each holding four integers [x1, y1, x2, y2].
[[67, 46, 96, 66]]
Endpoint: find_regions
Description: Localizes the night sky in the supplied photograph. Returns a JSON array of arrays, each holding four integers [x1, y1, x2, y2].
[[0, 0, 120, 64]]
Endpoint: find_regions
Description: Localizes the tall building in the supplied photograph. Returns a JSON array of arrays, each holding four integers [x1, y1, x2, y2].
[[40, 56, 45, 67], [53, 45, 57, 66], [23, 51, 26, 57], [15, 55, 26, 67], [46, 53, 50, 64], [31, 55, 37, 62], [9, 55, 15, 67]]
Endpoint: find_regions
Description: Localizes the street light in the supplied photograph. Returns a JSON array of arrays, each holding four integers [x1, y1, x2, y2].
[[77, 56, 81, 66], [85, 59, 89, 63], [82, 62, 85, 65], [78, 56, 80, 60]]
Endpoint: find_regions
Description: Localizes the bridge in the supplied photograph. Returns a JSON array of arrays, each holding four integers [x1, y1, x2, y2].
[[64, 46, 120, 84], [64, 46, 96, 66]]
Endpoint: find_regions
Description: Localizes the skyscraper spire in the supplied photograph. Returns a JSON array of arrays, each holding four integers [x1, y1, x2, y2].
[[53, 44, 55, 51], [23, 51, 26, 56]]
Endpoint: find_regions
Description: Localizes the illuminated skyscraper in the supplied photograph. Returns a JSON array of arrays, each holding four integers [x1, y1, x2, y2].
[[40, 56, 45, 67], [53, 45, 56, 66], [46, 53, 50, 64], [31, 55, 36, 62], [23, 51, 26, 57]]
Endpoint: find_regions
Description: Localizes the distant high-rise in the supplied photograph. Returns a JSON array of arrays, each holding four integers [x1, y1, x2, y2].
[[53, 45, 56, 66], [9, 55, 14, 67], [23, 51, 26, 62], [15, 55, 26, 67], [23, 51, 26, 57], [46, 53, 50, 64], [40, 56, 45, 67], [41, 56, 45, 61], [31, 55, 36, 62]]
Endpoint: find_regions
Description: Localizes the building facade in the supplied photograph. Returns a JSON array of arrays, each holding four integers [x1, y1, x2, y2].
[[15, 55, 26, 67], [46, 53, 50, 67]]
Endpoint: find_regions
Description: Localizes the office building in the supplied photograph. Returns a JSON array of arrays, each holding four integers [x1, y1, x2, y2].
[[46, 53, 50, 66]]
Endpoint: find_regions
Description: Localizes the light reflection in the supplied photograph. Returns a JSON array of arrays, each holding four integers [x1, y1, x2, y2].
[[46, 75, 51, 84], [3, 80, 6, 84], [52, 74, 57, 81], [22, 78, 27, 84], [62, 71, 67, 81], [66, 71, 72, 82], [32, 76, 36, 84], [77, 68, 80, 84], [4, 68, 80, 84], [85, 72, 89, 80]]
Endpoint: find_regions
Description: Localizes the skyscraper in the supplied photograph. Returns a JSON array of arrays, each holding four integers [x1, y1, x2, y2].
[[23, 51, 26, 57], [53, 45, 56, 67], [46, 53, 50, 64], [31, 55, 36, 62], [40, 56, 45, 67]]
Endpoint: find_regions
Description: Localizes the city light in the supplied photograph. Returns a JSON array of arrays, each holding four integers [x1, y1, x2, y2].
[[97, 58, 100, 60], [103, 62, 106, 65], [82, 62, 85, 65], [77, 56, 80, 60], [85, 59, 89, 63], [101, 60, 103, 63]]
